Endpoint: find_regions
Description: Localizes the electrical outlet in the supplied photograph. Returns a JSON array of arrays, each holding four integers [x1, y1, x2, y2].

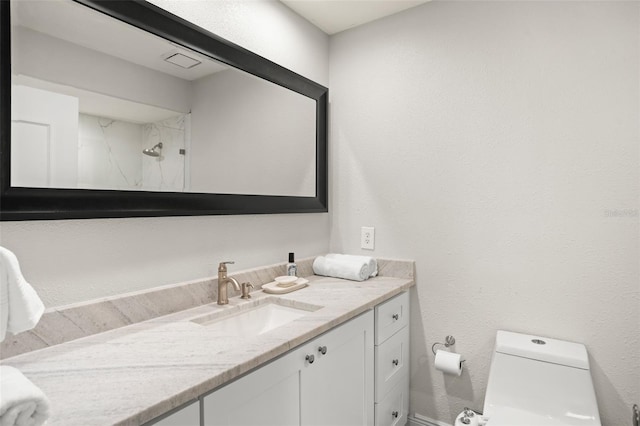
[[361, 226, 375, 250]]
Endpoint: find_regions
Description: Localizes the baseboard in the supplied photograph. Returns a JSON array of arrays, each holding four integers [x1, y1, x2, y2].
[[407, 413, 452, 426]]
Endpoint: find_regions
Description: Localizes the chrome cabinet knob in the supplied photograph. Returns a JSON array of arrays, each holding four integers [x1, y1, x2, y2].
[[306, 354, 315, 364], [392, 359, 399, 366], [392, 313, 399, 320], [318, 345, 327, 355], [392, 411, 399, 418]]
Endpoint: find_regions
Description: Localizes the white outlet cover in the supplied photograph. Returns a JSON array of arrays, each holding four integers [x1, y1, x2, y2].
[[361, 226, 375, 250]]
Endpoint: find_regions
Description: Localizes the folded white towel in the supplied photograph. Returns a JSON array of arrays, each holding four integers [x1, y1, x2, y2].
[[313, 254, 377, 282], [0, 247, 45, 342], [325, 253, 378, 278], [0, 366, 50, 426]]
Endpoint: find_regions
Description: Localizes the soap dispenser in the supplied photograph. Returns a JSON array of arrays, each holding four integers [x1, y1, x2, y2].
[[286, 252, 297, 277]]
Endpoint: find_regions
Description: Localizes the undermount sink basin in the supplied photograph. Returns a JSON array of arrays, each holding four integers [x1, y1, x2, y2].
[[191, 297, 323, 337]]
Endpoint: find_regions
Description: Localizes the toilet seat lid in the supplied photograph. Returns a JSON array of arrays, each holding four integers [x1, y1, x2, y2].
[[485, 406, 601, 426]]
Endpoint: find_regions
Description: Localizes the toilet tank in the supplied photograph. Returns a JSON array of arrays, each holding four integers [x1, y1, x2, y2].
[[483, 331, 601, 426]]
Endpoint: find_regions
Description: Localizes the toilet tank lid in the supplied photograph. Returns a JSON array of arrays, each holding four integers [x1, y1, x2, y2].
[[495, 331, 590, 370]]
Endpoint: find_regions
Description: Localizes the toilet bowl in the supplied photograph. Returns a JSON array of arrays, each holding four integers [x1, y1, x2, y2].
[[455, 330, 601, 426]]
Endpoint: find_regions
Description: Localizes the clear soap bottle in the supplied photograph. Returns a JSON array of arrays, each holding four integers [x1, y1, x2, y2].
[[286, 252, 297, 277]]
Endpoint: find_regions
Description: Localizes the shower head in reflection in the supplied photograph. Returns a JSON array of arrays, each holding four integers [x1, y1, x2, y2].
[[142, 142, 163, 157]]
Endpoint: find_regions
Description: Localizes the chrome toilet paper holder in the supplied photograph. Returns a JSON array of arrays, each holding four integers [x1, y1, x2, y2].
[[432, 335, 459, 356]]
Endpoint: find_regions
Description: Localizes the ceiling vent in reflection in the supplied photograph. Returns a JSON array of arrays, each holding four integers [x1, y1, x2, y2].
[[164, 53, 201, 69]]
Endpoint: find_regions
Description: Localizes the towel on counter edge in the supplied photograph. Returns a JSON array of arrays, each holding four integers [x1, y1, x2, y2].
[[312, 254, 377, 282], [0, 366, 50, 426], [0, 247, 45, 342]]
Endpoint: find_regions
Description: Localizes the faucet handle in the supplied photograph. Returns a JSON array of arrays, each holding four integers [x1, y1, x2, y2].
[[218, 261, 235, 272]]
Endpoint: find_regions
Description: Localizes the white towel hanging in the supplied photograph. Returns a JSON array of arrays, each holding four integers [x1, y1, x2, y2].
[[0, 247, 45, 342]]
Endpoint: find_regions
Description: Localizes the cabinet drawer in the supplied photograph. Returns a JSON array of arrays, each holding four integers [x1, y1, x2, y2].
[[375, 325, 409, 401], [374, 376, 409, 426], [375, 291, 409, 345]]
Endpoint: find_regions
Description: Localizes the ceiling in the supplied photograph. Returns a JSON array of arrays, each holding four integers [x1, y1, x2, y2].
[[11, 0, 229, 122], [279, 0, 431, 35], [12, 0, 226, 81]]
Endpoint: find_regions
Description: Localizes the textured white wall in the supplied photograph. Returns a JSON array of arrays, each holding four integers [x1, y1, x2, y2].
[[0, 0, 329, 307], [329, 2, 639, 425]]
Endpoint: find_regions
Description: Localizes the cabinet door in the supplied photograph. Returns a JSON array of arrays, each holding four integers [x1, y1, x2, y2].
[[151, 400, 200, 426], [301, 311, 374, 426], [202, 349, 302, 426]]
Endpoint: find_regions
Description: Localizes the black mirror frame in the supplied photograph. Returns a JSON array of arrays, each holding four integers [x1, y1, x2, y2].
[[0, 0, 328, 221]]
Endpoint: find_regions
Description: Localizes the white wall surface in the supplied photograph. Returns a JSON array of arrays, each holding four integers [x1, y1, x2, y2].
[[0, 0, 330, 307], [189, 69, 316, 196], [329, 2, 639, 425]]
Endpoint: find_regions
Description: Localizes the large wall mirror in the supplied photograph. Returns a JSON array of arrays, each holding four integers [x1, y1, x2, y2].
[[0, 0, 327, 220]]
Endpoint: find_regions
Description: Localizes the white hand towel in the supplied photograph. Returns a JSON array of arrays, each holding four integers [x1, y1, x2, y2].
[[0, 247, 45, 342], [313, 256, 370, 281], [0, 366, 50, 426], [325, 253, 378, 277]]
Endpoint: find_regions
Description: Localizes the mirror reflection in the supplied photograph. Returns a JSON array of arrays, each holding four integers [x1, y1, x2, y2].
[[10, 0, 317, 197]]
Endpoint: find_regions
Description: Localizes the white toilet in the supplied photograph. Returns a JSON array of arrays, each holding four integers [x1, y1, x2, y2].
[[455, 330, 601, 426]]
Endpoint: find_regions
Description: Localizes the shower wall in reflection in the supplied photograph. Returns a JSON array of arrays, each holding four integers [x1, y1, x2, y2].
[[78, 114, 143, 190], [141, 115, 187, 192], [77, 113, 187, 192]]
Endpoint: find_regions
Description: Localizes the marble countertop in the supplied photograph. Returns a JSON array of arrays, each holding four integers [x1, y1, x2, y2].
[[2, 274, 413, 425]]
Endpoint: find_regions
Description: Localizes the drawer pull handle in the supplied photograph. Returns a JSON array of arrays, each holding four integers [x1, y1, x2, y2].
[[392, 313, 399, 320], [392, 411, 399, 418], [392, 359, 399, 366], [306, 354, 315, 364], [318, 346, 327, 355]]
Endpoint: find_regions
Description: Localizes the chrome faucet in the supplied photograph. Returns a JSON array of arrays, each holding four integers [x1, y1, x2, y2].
[[217, 261, 241, 305]]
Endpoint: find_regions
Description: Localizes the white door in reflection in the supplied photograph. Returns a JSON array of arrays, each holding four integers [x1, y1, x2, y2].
[[11, 85, 79, 188]]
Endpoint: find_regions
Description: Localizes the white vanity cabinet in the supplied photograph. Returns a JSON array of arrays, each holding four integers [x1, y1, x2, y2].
[[374, 291, 410, 426], [202, 310, 374, 426], [148, 291, 412, 426]]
